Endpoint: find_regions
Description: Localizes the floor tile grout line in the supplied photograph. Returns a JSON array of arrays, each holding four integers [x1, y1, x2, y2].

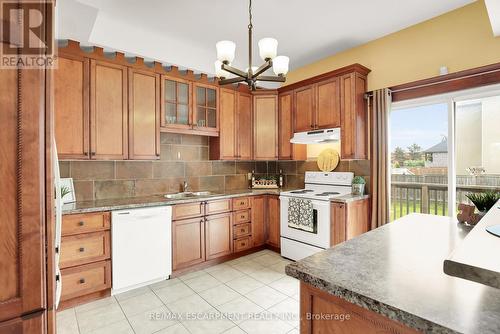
[[114, 300, 137, 334]]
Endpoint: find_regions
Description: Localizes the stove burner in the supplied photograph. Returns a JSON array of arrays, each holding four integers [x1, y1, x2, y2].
[[315, 192, 341, 196], [291, 190, 314, 194]]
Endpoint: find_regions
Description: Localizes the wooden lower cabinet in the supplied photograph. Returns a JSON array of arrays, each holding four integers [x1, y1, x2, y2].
[[172, 195, 280, 272], [205, 213, 233, 260], [172, 217, 206, 270], [172, 201, 205, 220], [60, 261, 111, 302], [60, 212, 112, 309], [266, 195, 281, 248], [331, 198, 370, 245], [251, 196, 266, 247], [300, 282, 419, 334], [0, 312, 47, 334], [206, 199, 232, 215]]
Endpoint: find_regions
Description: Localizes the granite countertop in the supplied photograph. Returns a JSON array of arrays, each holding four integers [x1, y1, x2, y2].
[[62, 188, 369, 215], [286, 213, 500, 334], [444, 201, 500, 289]]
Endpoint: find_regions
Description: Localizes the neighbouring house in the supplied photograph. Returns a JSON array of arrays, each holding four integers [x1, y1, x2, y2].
[[424, 138, 448, 168]]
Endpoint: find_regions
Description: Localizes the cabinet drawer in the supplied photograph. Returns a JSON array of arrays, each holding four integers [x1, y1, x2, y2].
[[233, 223, 251, 239], [234, 236, 252, 252], [233, 209, 251, 224], [206, 199, 232, 215], [60, 231, 110, 268], [172, 201, 204, 220], [60, 260, 111, 301], [62, 212, 110, 236], [232, 197, 250, 211]]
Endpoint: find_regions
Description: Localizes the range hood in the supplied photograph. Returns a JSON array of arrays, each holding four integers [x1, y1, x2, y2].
[[290, 128, 340, 144]]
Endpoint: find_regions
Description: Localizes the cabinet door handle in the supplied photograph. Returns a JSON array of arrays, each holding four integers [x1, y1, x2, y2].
[[78, 221, 85, 226], [240, 215, 245, 219], [79, 278, 86, 284], [240, 228, 245, 233], [79, 247, 85, 252]]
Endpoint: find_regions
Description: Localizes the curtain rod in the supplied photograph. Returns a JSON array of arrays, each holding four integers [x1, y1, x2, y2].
[[365, 66, 500, 99]]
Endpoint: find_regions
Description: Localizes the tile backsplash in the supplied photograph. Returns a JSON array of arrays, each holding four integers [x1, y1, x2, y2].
[[59, 133, 370, 201]]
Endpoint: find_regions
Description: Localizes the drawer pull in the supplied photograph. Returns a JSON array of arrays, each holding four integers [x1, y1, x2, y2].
[[241, 228, 245, 233], [240, 215, 245, 219], [241, 242, 246, 247], [79, 247, 85, 252], [240, 202, 245, 205], [78, 221, 85, 226], [79, 278, 85, 284]]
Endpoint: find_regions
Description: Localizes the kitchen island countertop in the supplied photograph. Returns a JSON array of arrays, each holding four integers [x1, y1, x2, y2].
[[286, 213, 500, 334]]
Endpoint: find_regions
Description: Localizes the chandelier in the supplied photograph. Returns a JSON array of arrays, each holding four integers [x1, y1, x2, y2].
[[214, 0, 289, 90]]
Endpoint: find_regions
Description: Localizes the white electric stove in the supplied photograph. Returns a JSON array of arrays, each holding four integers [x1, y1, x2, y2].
[[280, 172, 354, 261]]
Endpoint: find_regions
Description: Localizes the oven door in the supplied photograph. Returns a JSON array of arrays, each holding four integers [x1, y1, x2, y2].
[[280, 196, 331, 249]]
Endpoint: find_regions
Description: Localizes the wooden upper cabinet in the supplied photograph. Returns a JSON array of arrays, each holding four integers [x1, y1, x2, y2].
[[278, 92, 306, 160], [237, 92, 253, 160], [210, 88, 252, 160], [218, 88, 237, 159], [193, 83, 219, 133], [160, 76, 192, 131], [205, 213, 233, 260], [341, 72, 368, 159], [160, 77, 220, 137], [128, 68, 160, 159], [90, 60, 128, 160], [316, 77, 341, 129], [253, 94, 278, 160], [294, 85, 315, 132], [54, 55, 90, 159], [293, 79, 340, 132], [280, 64, 370, 159]]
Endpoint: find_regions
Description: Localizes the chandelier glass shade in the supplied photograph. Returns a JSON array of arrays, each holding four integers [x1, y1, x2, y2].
[[214, 0, 289, 90]]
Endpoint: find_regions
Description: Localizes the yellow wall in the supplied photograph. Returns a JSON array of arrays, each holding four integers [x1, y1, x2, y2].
[[285, 1, 500, 91]]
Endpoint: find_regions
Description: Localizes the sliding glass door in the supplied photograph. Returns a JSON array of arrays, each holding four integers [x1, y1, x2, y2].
[[455, 94, 500, 208], [389, 102, 450, 220], [390, 84, 500, 220]]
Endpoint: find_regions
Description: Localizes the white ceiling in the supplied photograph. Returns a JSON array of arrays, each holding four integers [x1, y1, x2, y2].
[[485, 0, 500, 36], [57, 0, 474, 81]]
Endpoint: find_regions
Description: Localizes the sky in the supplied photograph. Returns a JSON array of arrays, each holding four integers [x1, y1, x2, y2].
[[390, 103, 448, 152]]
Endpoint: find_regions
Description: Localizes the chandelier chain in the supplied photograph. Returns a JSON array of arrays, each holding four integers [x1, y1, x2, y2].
[[248, 0, 253, 30]]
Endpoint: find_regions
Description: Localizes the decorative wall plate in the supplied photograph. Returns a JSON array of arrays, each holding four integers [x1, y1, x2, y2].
[[317, 148, 340, 172]]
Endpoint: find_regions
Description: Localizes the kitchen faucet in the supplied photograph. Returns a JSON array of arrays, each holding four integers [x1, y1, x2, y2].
[[183, 180, 189, 193]]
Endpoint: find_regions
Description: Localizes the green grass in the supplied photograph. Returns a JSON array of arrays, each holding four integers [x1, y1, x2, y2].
[[390, 200, 447, 221]]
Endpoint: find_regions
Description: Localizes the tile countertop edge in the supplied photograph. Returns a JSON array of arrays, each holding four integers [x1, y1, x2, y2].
[[62, 189, 370, 215], [285, 264, 452, 334]]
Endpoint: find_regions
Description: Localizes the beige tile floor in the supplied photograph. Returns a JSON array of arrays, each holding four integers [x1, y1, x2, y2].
[[57, 250, 299, 334]]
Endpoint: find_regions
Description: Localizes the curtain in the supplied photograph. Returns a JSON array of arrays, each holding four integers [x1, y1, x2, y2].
[[370, 89, 391, 229]]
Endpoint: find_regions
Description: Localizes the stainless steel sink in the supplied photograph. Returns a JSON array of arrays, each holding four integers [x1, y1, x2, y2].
[[164, 191, 215, 199]]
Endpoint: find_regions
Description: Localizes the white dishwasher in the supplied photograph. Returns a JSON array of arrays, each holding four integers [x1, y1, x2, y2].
[[112, 206, 172, 294]]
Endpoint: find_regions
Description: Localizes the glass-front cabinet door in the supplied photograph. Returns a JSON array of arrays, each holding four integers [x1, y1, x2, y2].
[[193, 83, 218, 133], [161, 76, 192, 129]]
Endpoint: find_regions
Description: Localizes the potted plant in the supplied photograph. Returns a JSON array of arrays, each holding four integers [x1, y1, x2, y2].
[[352, 176, 366, 196], [465, 191, 500, 216]]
